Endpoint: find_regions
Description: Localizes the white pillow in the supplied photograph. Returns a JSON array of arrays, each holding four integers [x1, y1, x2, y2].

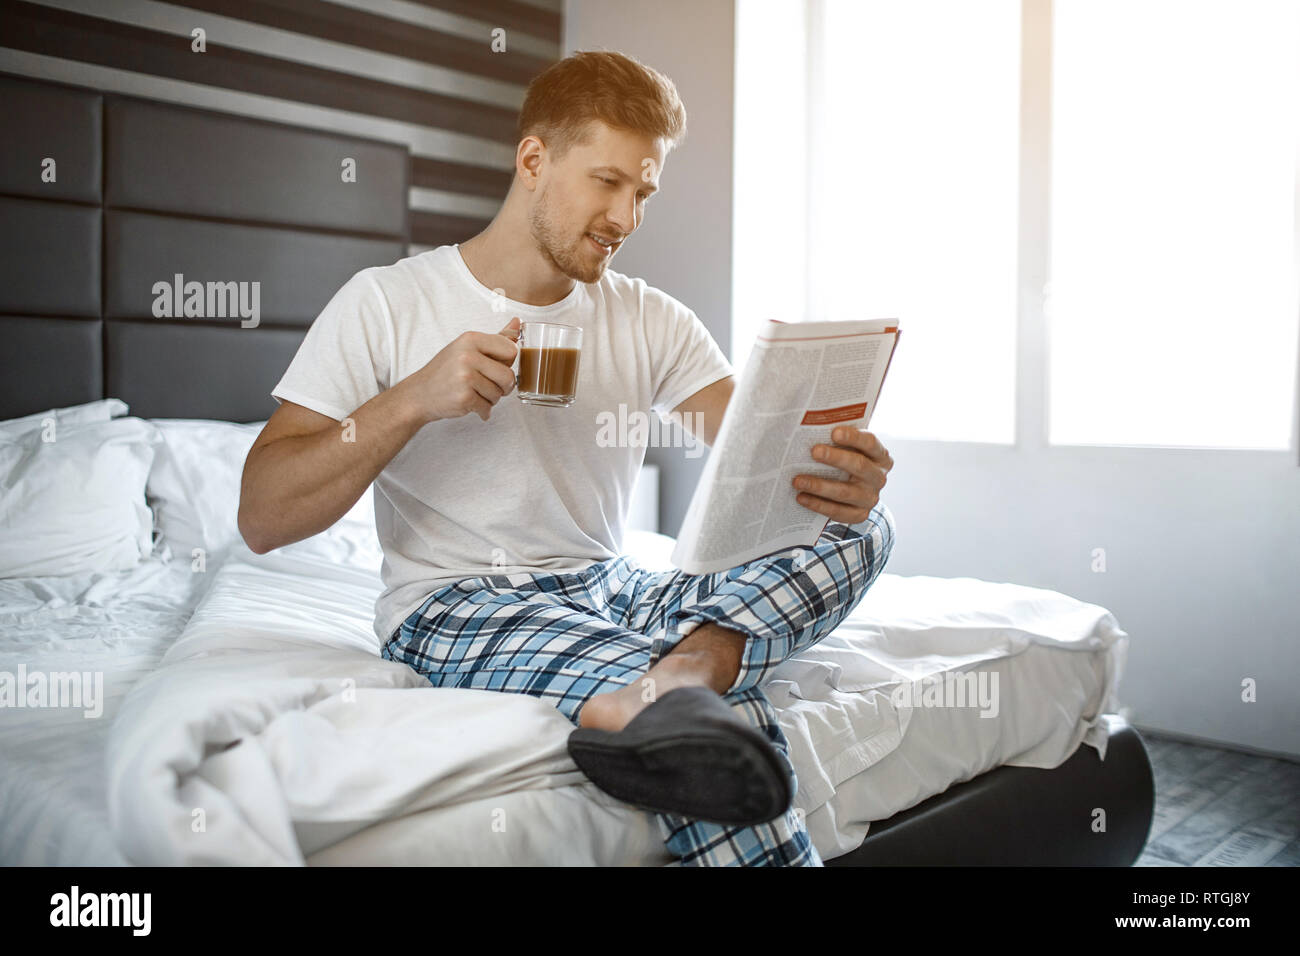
[[147, 419, 264, 563], [0, 416, 160, 577], [0, 398, 128, 439], [622, 529, 677, 571], [275, 491, 380, 569], [147, 419, 376, 566]]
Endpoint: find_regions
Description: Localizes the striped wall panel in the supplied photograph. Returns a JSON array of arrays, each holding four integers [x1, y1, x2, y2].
[[0, 0, 559, 254]]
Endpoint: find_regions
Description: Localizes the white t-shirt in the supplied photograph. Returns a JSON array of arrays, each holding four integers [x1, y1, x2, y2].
[[272, 244, 734, 642]]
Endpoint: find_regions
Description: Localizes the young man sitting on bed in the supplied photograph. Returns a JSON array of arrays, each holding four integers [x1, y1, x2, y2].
[[238, 51, 895, 867]]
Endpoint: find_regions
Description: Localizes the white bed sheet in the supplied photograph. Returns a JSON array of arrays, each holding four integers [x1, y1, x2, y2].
[[0, 531, 1126, 866], [0, 555, 210, 865]]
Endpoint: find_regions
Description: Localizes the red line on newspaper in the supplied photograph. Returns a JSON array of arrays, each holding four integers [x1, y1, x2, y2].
[[757, 327, 898, 342], [801, 403, 868, 426]]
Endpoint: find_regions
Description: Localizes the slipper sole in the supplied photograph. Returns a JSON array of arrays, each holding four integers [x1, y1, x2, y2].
[[567, 726, 793, 825]]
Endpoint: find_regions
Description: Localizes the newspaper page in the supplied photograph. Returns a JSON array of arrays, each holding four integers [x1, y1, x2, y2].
[[670, 318, 900, 574]]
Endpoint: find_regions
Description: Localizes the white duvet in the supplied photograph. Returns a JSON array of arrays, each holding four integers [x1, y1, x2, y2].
[[101, 531, 1127, 866]]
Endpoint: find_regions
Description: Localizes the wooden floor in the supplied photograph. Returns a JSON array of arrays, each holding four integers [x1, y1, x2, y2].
[[1136, 731, 1300, 866]]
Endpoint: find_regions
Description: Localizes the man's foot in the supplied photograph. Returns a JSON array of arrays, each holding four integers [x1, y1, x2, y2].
[[577, 652, 714, 731]]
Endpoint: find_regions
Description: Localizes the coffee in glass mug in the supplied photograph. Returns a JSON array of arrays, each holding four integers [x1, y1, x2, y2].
[[517, 321, 582, 407]]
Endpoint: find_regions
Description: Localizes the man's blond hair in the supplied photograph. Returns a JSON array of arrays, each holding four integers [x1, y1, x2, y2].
[[517, 50, 687, 158]]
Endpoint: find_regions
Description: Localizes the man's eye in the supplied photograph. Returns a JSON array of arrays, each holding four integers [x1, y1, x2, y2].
[[600, 178, 617, 186]]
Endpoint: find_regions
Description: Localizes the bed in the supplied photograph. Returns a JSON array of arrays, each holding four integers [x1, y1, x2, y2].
[[0, 71, 1155, 866]]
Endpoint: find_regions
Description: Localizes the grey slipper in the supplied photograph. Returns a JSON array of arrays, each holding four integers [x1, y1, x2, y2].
[[566, 686, 794, 825]]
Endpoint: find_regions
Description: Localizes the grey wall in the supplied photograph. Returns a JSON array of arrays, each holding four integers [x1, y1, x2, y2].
[[563, 0, 735, 537], [564, 0, 1298, 760]]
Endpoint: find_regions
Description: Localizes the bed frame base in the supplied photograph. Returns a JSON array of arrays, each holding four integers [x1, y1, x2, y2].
[[827, 718, 1155, 866]]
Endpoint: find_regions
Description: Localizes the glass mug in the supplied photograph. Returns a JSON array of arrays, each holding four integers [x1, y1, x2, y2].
[[516, 321, 583, 407]]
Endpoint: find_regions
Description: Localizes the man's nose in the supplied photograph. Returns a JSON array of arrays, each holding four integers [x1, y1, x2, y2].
[[606, 193, 637, 235]]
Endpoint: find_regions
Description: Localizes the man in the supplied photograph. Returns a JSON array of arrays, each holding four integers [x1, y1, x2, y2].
[[238, 50, 895, 867]]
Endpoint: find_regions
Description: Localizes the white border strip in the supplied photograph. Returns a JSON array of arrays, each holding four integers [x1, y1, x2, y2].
[[409, 185, 501, 218], [34, 0, 528, 109], [0, 48, 518, 168]]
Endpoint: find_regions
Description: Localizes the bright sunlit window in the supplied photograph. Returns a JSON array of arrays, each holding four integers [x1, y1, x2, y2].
[[734, 0, 1022, 443], [1048, 0, 1300, 449], [732, 0, 808, 377]]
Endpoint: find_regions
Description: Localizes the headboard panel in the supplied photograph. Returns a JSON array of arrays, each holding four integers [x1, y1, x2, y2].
[[103, 212, 401, 323], [103, 96, 408, 236], [0, 71, 411, 423], [105, 322, 310, 423]]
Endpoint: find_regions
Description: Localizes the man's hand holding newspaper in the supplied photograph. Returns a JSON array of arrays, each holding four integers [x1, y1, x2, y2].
[[670, 318, 901, 574], [793, 427, 894, 525]]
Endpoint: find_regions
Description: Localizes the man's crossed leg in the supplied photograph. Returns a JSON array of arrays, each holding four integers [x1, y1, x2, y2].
[[382, 503, 896, 866]]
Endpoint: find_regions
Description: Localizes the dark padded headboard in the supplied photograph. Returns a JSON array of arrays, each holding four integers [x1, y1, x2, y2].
[[0, 72, 410, 423]]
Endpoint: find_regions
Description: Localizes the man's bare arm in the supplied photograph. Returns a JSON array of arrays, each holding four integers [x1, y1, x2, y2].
[[671, 375, 734, 448], [238, 317, 521, 553], [237, 393, 424, 553]]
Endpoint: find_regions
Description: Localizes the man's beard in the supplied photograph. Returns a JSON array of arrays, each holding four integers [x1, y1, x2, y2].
[[528, 184, 606, 284]]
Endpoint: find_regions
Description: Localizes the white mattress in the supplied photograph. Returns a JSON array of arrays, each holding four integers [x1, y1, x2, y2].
[[0, 530, 1126, 866]]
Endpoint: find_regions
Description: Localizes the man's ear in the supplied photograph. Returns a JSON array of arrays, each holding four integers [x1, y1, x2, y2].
[[517, 135, 544, 191]]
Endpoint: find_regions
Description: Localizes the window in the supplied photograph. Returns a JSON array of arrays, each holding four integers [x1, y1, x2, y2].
[[734, 0, 1300, 450], [735, 0, 1022, 443], [732, 0, 809, 378], [1048, 0, 1300, 449]]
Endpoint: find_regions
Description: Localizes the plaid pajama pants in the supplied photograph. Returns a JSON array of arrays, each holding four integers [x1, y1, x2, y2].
[[381, 502, 896, 867]]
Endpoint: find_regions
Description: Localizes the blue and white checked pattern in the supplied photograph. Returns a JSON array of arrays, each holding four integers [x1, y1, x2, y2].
[[382, 503, 896, 867]]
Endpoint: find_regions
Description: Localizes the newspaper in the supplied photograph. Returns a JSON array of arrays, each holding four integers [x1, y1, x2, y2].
[[670, 318, 901, 574]]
